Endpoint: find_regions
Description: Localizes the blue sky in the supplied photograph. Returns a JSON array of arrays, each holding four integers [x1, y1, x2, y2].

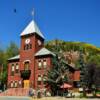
[[0, 0, 100, 48]]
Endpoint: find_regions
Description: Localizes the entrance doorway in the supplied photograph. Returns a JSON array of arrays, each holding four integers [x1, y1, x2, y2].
[[24, 80, 30, 88]]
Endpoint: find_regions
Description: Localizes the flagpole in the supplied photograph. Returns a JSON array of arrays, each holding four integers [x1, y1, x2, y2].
[[31, 8, 35, 20]]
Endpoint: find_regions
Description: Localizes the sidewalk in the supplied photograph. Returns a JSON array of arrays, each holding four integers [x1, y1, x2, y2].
[[31, 97, 100, 100]]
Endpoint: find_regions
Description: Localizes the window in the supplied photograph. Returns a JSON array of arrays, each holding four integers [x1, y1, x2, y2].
[[24, 44, 32, 50], [11, 64, 14, 76], [43, 60, 47, 68], [24, 61, 29, 70], [10, 81, 14, 88], [24, 44, 29, 50], [11, 64, 14, 71], [38, 60, 42, 69], [43, 75, 47, 84], [14, 81, 18, 88], [15, 63, 19, 73], [37, 75, 42, 85]]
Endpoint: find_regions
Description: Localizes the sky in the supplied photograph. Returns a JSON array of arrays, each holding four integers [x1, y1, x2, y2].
[[0, 0, 100, 48]]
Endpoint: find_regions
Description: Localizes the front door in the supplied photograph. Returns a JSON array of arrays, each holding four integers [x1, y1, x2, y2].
[[24, 80, 30, 88]]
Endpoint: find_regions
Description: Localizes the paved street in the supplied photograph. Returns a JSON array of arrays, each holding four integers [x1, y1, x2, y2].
[[0, 96, 100, 100], [0, 96, 30, 100]]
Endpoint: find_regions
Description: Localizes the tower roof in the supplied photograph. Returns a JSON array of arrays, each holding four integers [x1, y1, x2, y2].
[[20, 20, 45, 39]]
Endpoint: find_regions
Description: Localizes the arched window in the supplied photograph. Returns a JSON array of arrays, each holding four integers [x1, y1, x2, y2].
[[15, 63, 19, 73], [24, 44, 32, 50], [24, 61, 30, 70], [11, 64, 14, 76], [43, 59, 47, 68], [38, 60, 42, 69]]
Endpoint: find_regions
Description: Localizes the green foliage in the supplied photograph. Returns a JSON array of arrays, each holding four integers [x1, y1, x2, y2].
[[47, 51, 71, 95], [45, 40, 100, 55], [87, 55, 100, 66], [46, 39, 100, 94], [0, 41, 19, 84], [6, 41, 19, 58], [84, 55, 100, 89]]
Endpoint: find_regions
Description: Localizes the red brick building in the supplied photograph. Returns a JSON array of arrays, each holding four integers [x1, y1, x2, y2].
[[7, 20, 55, 89], [7, 20, 80, 89]]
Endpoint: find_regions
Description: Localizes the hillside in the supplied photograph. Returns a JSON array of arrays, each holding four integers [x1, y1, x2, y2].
[[45, 40, 100, 54], [45, 40, 100, 67]]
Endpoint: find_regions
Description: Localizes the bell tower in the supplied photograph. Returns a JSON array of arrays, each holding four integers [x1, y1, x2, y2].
[[20, 20, 45, 88]]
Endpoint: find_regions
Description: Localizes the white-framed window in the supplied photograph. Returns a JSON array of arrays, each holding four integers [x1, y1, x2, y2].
[[16, 64, 19, 69], [10, 81, 14, 88], [11, 64, 15, 71], [43, 75, 47, 81], [11, 64, 15, 76], [38, 75, 42, 81], [14, 81, 18, 88], [37, 75, 42, 85], [38, 60, 42, 69], [15, 63, 19, 73], [43, 59, 47, 68]]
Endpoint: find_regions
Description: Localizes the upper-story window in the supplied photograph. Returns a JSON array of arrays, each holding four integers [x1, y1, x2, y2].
[[38, 60, 42, 69], [15, 63, 19, 73], [24, 61, 30, 70], [43, 59, 47, 68], [24, 44, 32, 50], [11, 64, 14, 76]]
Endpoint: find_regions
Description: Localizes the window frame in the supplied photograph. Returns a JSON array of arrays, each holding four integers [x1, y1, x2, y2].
[[15, 63, 19, 73], [37, 75, 42, 85], [38, 60, 42, 70], [43, 59, 47, 69], [11, 64, 15, 76], [24, 61, 30, 70]]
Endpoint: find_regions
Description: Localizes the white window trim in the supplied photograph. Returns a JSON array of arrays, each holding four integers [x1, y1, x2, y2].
[[11, 64, 15, 71], [14, 81, 18, 87], [38, 75, 42, 81], [16, 64, 19, 69]]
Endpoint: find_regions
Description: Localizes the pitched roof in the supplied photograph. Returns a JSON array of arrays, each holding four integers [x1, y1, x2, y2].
[[35, 48, 55, 56], [8, 55, 20, 61], [20, 20, 45, 39]]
